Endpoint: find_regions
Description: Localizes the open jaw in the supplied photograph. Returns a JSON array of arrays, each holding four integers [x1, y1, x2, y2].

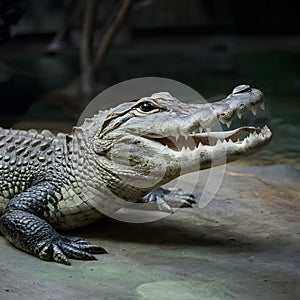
[[151, 126, 272, 152], [147, 92, 272, 153]]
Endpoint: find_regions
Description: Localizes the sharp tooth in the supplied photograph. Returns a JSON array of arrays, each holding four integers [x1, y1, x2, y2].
[[181, 146, 189, 153], [197, 141, 203, 148], [237, 111, 243, 119], [260, 102, 265, 110], [175, 136, 179, 142], [251, 106, 257, 116], [206, 127, 211, 133], [184, 135, 189, 141], [226, 120, 232, 128], [228, 139, 233, 144], [216, 139, 222, 145], [199, 127, 203, 133]]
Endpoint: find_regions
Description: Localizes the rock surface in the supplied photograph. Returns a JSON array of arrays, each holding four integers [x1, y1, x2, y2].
[[0, 165, 299, 300]]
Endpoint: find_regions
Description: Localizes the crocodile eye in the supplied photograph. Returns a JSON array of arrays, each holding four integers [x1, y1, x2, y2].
[[138, 102, 157, 112]]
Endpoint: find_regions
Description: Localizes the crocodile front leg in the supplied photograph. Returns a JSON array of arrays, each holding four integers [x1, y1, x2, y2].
[[0, 182, 106, 265], [142, 187, 196, 213]]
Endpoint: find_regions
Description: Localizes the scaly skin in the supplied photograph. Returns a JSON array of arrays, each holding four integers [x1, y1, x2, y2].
[[0, 84, 272, 265]]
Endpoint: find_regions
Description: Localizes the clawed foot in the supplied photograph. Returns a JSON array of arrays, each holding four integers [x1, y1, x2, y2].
[[142, 187, 196, 213], [36, 235, 107, 265], [0, 208, 107, 266]]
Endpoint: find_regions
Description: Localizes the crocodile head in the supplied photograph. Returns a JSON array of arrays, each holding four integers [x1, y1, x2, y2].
[[79, 84, 272, 193]]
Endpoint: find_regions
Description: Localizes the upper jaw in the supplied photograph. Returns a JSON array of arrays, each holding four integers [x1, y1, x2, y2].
[[184, 85, 265, 134]]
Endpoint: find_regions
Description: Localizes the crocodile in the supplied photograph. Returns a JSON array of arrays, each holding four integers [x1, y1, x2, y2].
[[0, 84, 272, 265]]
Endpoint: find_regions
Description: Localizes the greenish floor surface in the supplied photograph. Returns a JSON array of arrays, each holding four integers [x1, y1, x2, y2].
[[0, 165, 299, 300]]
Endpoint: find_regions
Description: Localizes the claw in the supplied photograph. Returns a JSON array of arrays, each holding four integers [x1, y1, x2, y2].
[[177, 200, 193, 208], [64, 236, 107, 254], [157, 197, 174, 213], [53, 244, 71, 265], [60, 243, 98, 261], [185, 195, 196, 204]]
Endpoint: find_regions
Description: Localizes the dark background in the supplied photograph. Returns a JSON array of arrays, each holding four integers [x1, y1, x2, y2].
[[0, 0, 299, 167]]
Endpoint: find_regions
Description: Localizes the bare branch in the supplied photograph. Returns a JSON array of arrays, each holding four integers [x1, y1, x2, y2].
[[95, 0, 132, 73], [80, 0, 99, 101]]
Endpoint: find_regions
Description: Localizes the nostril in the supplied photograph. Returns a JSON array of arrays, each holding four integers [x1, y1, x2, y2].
[[232, 84, 251, 94]]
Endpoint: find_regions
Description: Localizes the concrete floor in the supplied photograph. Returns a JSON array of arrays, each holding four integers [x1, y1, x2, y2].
[[0, 164, 299, 300]]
